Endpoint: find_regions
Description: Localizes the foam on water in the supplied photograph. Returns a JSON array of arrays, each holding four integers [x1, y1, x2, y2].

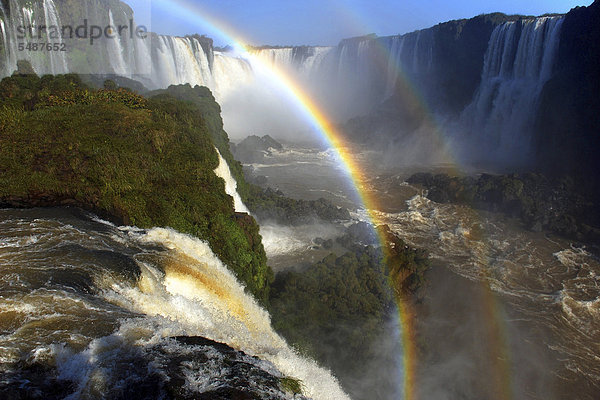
[[213, 148, 250, 214], [0, 209, 349, 399], [372, 184, 600, 391], [102, 227, 350, 400], [260, 223, 342, 257], [554, 247, 594, 268]]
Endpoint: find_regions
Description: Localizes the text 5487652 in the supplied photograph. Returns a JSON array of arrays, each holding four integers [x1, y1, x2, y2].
[[18, 42, 67, 52]]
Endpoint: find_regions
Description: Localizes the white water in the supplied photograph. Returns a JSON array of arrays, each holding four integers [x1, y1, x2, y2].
[[461, 17, 564, 157], [213, 148, 250, 213], [0, 0, 68, 75], [42, 0, 67, 74], [372, 191, 600, 385], [0, 4, 10, 77], [107, 9, 128, 76], [0, 2, 567, 149], [0, 1, 436, 121], [251, 46, 332, 76], [260, 222, 342, 258], [211, 51, 254, 99], [105, 227, 350, 400], [0, 210, 350, 398]]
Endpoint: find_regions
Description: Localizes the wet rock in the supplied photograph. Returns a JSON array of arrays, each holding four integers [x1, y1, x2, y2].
[[407, 172, 600, 244], [347, 221, 378, 245], [232, 135, 283, 164], [0, 336, 305, 400], [530, 220, 543, 233]]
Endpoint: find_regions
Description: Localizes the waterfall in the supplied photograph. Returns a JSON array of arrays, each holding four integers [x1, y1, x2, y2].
[[106, 227, 350, 400], [0, 0, 69, 75], [158, 36, 211, 86], [0, 209, 349, 399], [0, 10, 8, 76], [253, 47, 295, 67], [42, 0, 67, 74], [107, 9, 128, 76], [211, 51, 253, 99], [145, 35, 252, 99], [0, 1, 569, 160], [247, 32, 436, 120], [299, 46, 331, 74], [213, 148, 250, 214], [132, 28, 152, 79], [461, 16, 564, 156], [384, 35, 406, 97]]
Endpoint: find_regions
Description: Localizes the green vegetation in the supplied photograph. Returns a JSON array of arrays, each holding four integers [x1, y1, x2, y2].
[[408, 172, 600, 244], [279, 377, 303, 395], [269, 225, 428, 394], [146, 85, 249, 195], [146, 85, 350, 226], [0, 70, 272, 303], [246, 186, 351, 224]]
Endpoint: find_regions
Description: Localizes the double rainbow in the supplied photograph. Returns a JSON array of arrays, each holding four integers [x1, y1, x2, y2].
[[149, 1, 514, 399], [148, 0, 421, 397]]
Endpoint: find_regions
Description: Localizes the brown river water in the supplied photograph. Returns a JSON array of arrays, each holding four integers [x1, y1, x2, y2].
[[0, 144, 598, 399], [252, 145, 600, 399]]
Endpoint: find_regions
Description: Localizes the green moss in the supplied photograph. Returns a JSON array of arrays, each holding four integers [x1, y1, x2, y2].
[[279, 377, 303, 395], [269, 232, 428, 390], [0, 73, 272, 303], [147, 84, 250, 198], [245, 186, 351, 225]]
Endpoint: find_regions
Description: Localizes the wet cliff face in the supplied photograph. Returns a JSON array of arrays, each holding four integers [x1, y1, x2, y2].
[[535, 1, 600, 188], [422, 13, 514, 115], [341, 13, 526, 159], [2, 0, 598, 182]]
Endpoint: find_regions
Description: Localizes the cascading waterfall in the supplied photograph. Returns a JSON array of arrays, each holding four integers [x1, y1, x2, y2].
[[380, 30, 435, 98], [211, 147, 312, 259], [0, 1, 566, 136], [0, 0, 69, 75], [0, 209, 350, 399], [42, 0, 67, 74], [213, 148, 250, 214], [461, 16, 564, 156], [383, 35, 407, 98], [136, 34, 252, 100], [251, 46, 332, 76], [107, 9, 128, 76], [211, 51, 254, 98], [152, 35, 211, 88], [299, 46, 331, 74], [254, 47, 295, 68], [0, 2, 24, 75], [131, 27, 152, 79], [118, 227, 350, 400], [0, 1, 252, 101], [0, 10, 8, 76], [248, 31, 437, 120]]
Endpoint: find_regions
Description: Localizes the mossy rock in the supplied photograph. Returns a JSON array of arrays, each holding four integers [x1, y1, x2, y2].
[[0, 73, 272, 303]]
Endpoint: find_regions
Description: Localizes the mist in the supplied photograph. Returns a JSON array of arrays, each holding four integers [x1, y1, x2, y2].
[[220, 80, 312, 141], [215, 12, 568, 175], [216, 49, 463, 173], [219, 45, 387, 144], [415, 266, 560, 400], [259, 221, 344, 265]]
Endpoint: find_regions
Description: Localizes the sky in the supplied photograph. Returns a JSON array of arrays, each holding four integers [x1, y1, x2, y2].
[[127, 0, 593, 46]]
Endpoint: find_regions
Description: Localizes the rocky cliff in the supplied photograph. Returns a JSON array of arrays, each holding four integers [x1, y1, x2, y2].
[[535, 0, 600, 191]]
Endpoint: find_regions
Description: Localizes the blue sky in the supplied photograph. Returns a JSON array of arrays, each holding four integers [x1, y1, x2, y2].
[[127, 0, 593, 46]]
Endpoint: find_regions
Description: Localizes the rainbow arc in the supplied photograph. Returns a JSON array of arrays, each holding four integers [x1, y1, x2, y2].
[[149, 2, 515, 398]]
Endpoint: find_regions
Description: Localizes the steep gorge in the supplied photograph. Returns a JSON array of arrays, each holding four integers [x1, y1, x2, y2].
[[1, 1, 597, 178]]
